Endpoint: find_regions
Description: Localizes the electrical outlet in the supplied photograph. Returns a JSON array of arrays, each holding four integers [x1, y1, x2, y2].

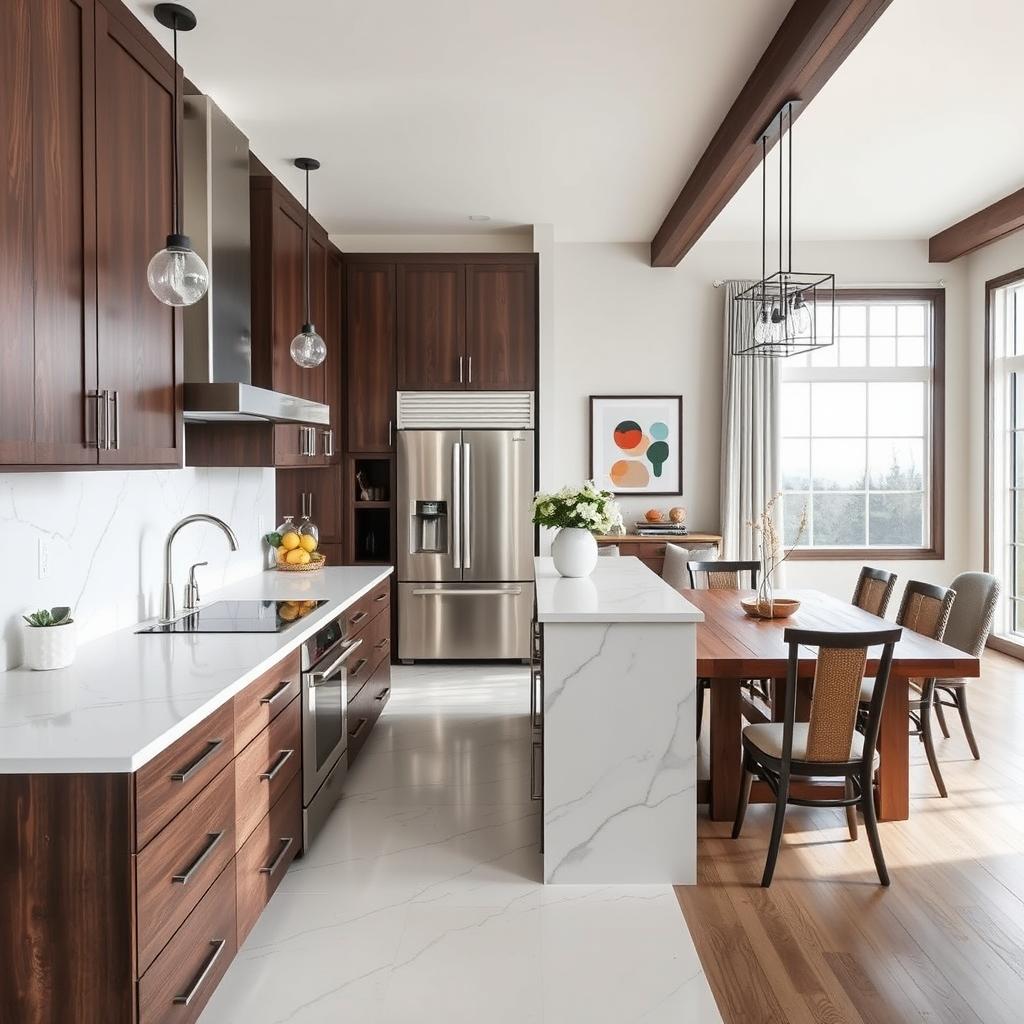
[[38, 538, 50, 581]]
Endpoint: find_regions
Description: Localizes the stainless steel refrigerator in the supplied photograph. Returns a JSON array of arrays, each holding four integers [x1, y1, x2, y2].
[[397, 429, 535, 660]]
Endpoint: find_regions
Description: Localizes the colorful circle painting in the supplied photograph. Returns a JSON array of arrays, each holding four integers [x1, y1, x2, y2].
[[610, 459, 650, 487], [613, 420, 643, 451]]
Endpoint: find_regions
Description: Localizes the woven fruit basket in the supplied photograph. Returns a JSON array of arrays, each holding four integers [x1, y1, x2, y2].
[[275, 552, 327, 573]]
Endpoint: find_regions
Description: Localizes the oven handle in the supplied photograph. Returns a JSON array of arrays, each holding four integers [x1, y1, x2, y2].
[[309, 637, 364, 687]]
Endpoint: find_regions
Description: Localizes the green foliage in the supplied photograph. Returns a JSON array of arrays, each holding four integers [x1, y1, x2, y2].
[[264, 532, 282, 548], [23, 607, 74, 628], [532, 482, 622, 533]]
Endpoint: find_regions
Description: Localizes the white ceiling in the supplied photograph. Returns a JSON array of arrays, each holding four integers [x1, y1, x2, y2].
[[127, 0, 1024, 247], [706, 0, 1024, 243], [126, 0, 789, 241]]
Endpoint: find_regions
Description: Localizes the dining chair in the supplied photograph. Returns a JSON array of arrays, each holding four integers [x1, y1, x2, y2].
[[931, 571, 999, 763], [733, 625, 903, 887], [858, 580, 956, 797], [686, 558, 761, 740], [598, 544, 620, 557], [852, 566, 898, 618]]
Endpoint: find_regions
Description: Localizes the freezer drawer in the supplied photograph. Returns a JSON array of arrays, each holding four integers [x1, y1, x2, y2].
[[398, 582, 534, 660]]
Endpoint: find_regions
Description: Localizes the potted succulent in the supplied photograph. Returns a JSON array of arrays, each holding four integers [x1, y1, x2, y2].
[[533, 482, 622, 578], [22, 606, 77, 671]]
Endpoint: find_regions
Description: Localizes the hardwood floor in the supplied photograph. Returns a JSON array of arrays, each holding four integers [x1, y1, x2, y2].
[[678, 650, 1024, 1024]]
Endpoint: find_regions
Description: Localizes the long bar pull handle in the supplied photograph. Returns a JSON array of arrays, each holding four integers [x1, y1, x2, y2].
[[111, 390, 120, 450], [259, 836, 295, 876], [172, 831, 226, 885], [322, 429, 334, 457], [259, 748, 295, 782], [452, 441, 462, 570], [309, 637, 364, 686], [170, 739, 224, 783], [459, 355, 464, 383], [462, 441, 472, 569], [88, 390, 104, 449], [467, 355, 472, 384], [388, 419, 393, 447], [173, 939, 227, 1006], [260, 680, 294, 706], [411, 587, 522, 597], [530, 740, 543, 801]]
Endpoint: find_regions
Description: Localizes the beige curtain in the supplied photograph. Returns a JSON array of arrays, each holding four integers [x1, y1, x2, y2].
[[719, 281, 781, 561]]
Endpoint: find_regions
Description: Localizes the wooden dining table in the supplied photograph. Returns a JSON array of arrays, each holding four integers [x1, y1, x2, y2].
[[685, 588, 981, 822]]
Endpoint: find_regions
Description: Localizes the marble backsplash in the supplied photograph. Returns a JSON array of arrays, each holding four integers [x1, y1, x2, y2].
[[0, 468, 275, 670]]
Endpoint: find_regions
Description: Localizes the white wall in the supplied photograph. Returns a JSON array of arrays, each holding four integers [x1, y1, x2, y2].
[[548, 238, 971, 599], [0, 468, 274, 670]]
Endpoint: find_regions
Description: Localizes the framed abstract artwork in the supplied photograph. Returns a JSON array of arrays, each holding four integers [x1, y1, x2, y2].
[[589, 395, 683, 496]]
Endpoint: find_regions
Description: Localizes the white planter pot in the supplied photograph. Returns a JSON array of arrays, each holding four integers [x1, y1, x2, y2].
[[551, 527, 598, 578], [22, 622, 77, 671]]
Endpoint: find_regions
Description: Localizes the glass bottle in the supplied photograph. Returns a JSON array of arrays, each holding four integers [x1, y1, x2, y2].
[[298, 515, 319, 550]]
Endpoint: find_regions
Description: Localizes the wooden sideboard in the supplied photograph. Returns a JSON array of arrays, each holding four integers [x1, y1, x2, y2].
[[595, 532, 722, 576]]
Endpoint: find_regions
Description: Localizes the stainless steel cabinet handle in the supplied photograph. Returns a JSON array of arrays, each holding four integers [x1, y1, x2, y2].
[[462, 442, 472, 569], [111, 390, 120, 450], [259, 680, 293, 706], [259, 748, 295, 781], [322, 429, 334, 457], [374, 591, 388, 603], [350, 658, 368, 677], [349, 717, 368, 740], [87, 390, 104, 449], [452, 441, 462, 570], [172, 831, 226, 885], [374, 637, 389, 650], [298, 428, 308, 456], [532, 668, 543, 729], [530, 740, 543, 801], [170, 739, 224, 783], [467, 355, 472, 384], [374, 686, 390, 702], [459, 355, 464, 383], [349, 610, 369, 626], [411, 587, 523, 597], [259, 836, 295, 876], [309, 637, 364, 686], [173, 939, 227, 1006], [388, 419, 393, 446]]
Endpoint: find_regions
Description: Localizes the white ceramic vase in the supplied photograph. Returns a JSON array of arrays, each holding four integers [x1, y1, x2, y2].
[[551, 527, 598, 578], [22, 622, 77, 671]]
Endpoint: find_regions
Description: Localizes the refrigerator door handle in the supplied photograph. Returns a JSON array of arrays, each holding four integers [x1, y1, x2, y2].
[[451, 441, 462, 570], [462, 441, 472, 569]]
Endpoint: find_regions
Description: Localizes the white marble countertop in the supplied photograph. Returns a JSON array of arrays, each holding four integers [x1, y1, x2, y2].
[[0, 566, 393, 774], [535, 556, 703, 624]]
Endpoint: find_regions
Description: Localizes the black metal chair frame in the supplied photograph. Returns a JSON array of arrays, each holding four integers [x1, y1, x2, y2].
[[733, 625, 903, 887], [689, 560, 762, 740]]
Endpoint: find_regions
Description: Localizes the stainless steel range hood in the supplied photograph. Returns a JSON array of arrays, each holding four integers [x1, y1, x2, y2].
[[181, 94, 329, 427]]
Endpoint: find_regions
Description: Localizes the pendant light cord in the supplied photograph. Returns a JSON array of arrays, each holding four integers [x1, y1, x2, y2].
[[171, 23, 180, 237], [760, 133, 766, 313], [304, 167, 311, 326], [787, 102, 793, 273]]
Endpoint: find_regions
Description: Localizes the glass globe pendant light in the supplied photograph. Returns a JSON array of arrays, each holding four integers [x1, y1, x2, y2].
[[149, 5, 209, 307], [290, 157, 327, 368]]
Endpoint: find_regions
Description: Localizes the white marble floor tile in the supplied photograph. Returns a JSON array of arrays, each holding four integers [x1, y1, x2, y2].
[[200, 664, 720, 1024]]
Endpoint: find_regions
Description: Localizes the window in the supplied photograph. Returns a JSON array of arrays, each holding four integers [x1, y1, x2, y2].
[[780, 290, 944, 558], [987, 273, 1024, 639]]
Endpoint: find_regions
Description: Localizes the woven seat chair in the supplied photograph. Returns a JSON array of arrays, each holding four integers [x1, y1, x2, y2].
[[733, 625, 903, 887], [858, 580, 956, 797], [931, 572, 999, 766], [852, 566, 898, 618], [685, 559, 761, 740]]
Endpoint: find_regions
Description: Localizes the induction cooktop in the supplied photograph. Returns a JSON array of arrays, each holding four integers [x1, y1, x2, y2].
[[137, 599, 327, 634]]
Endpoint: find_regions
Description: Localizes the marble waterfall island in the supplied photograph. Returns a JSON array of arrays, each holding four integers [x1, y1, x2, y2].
[[534, 556, 703, 884]]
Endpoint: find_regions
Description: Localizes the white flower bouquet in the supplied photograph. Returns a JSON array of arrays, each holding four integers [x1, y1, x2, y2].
[[532, 481, 622, 534]]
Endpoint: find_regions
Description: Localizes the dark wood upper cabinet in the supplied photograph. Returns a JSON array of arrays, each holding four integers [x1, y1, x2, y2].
[[324, 245, 343, 463], [1, 0, 98, 467], [95, 0, 182, 466], [465, 263, 536, 391], [397, 263, 465, 390], [346, 262, 396, 452]]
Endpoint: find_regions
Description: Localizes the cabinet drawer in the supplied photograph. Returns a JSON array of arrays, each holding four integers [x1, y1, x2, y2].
[[344, 578, 391, 636], [138, 861, 237, 1024], [137, 761, 236, 975], [236, 773, 302, 945], [234, 696, 301, 848], [346, 606, 391, 704], [233, 649, 301, 755], [137, 701, 235, 850], [349, 659, 391, 764]]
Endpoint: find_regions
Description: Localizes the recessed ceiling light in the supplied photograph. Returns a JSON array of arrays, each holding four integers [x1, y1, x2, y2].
[[468, 214, 491, 222]]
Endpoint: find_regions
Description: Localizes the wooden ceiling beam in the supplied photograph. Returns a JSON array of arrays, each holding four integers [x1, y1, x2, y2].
[[650, 0, 893, 268], [928, 186, 1024, 262]]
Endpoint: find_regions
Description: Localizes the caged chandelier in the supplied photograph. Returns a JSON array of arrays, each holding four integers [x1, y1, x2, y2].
[[732, 101, 834, 358]]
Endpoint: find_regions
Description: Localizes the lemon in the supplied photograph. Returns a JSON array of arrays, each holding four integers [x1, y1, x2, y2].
[[297, 550, 311, 565], [276, 545, 288, 558], [299, 534, 317, 553], [281, 531, 301, 551], [279, 604, 299, 621], [285, 548, 305, 564]]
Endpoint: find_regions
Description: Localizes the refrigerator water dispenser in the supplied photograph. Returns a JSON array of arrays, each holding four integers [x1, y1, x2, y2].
[[411, 500, 448, 554]]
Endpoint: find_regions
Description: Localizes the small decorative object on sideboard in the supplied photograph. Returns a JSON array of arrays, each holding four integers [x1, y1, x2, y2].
[[21, 606, 76, 671], [741, 493, 807, 619], [534, 482, 622, 578], [669, 506, 686, 524]]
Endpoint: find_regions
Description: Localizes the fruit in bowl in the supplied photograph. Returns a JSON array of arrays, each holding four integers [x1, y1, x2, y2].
[[266, 528, 322, 570]]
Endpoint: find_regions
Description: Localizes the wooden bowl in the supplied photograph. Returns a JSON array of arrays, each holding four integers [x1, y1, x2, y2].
[[275, 551, 326, 572], [740, 596, 800, 620]]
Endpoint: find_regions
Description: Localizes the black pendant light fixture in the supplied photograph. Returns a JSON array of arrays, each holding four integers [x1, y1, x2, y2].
[[148, 4, 209, 307], [290, 157, 327, 368], [732, 101, 834, 358]]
